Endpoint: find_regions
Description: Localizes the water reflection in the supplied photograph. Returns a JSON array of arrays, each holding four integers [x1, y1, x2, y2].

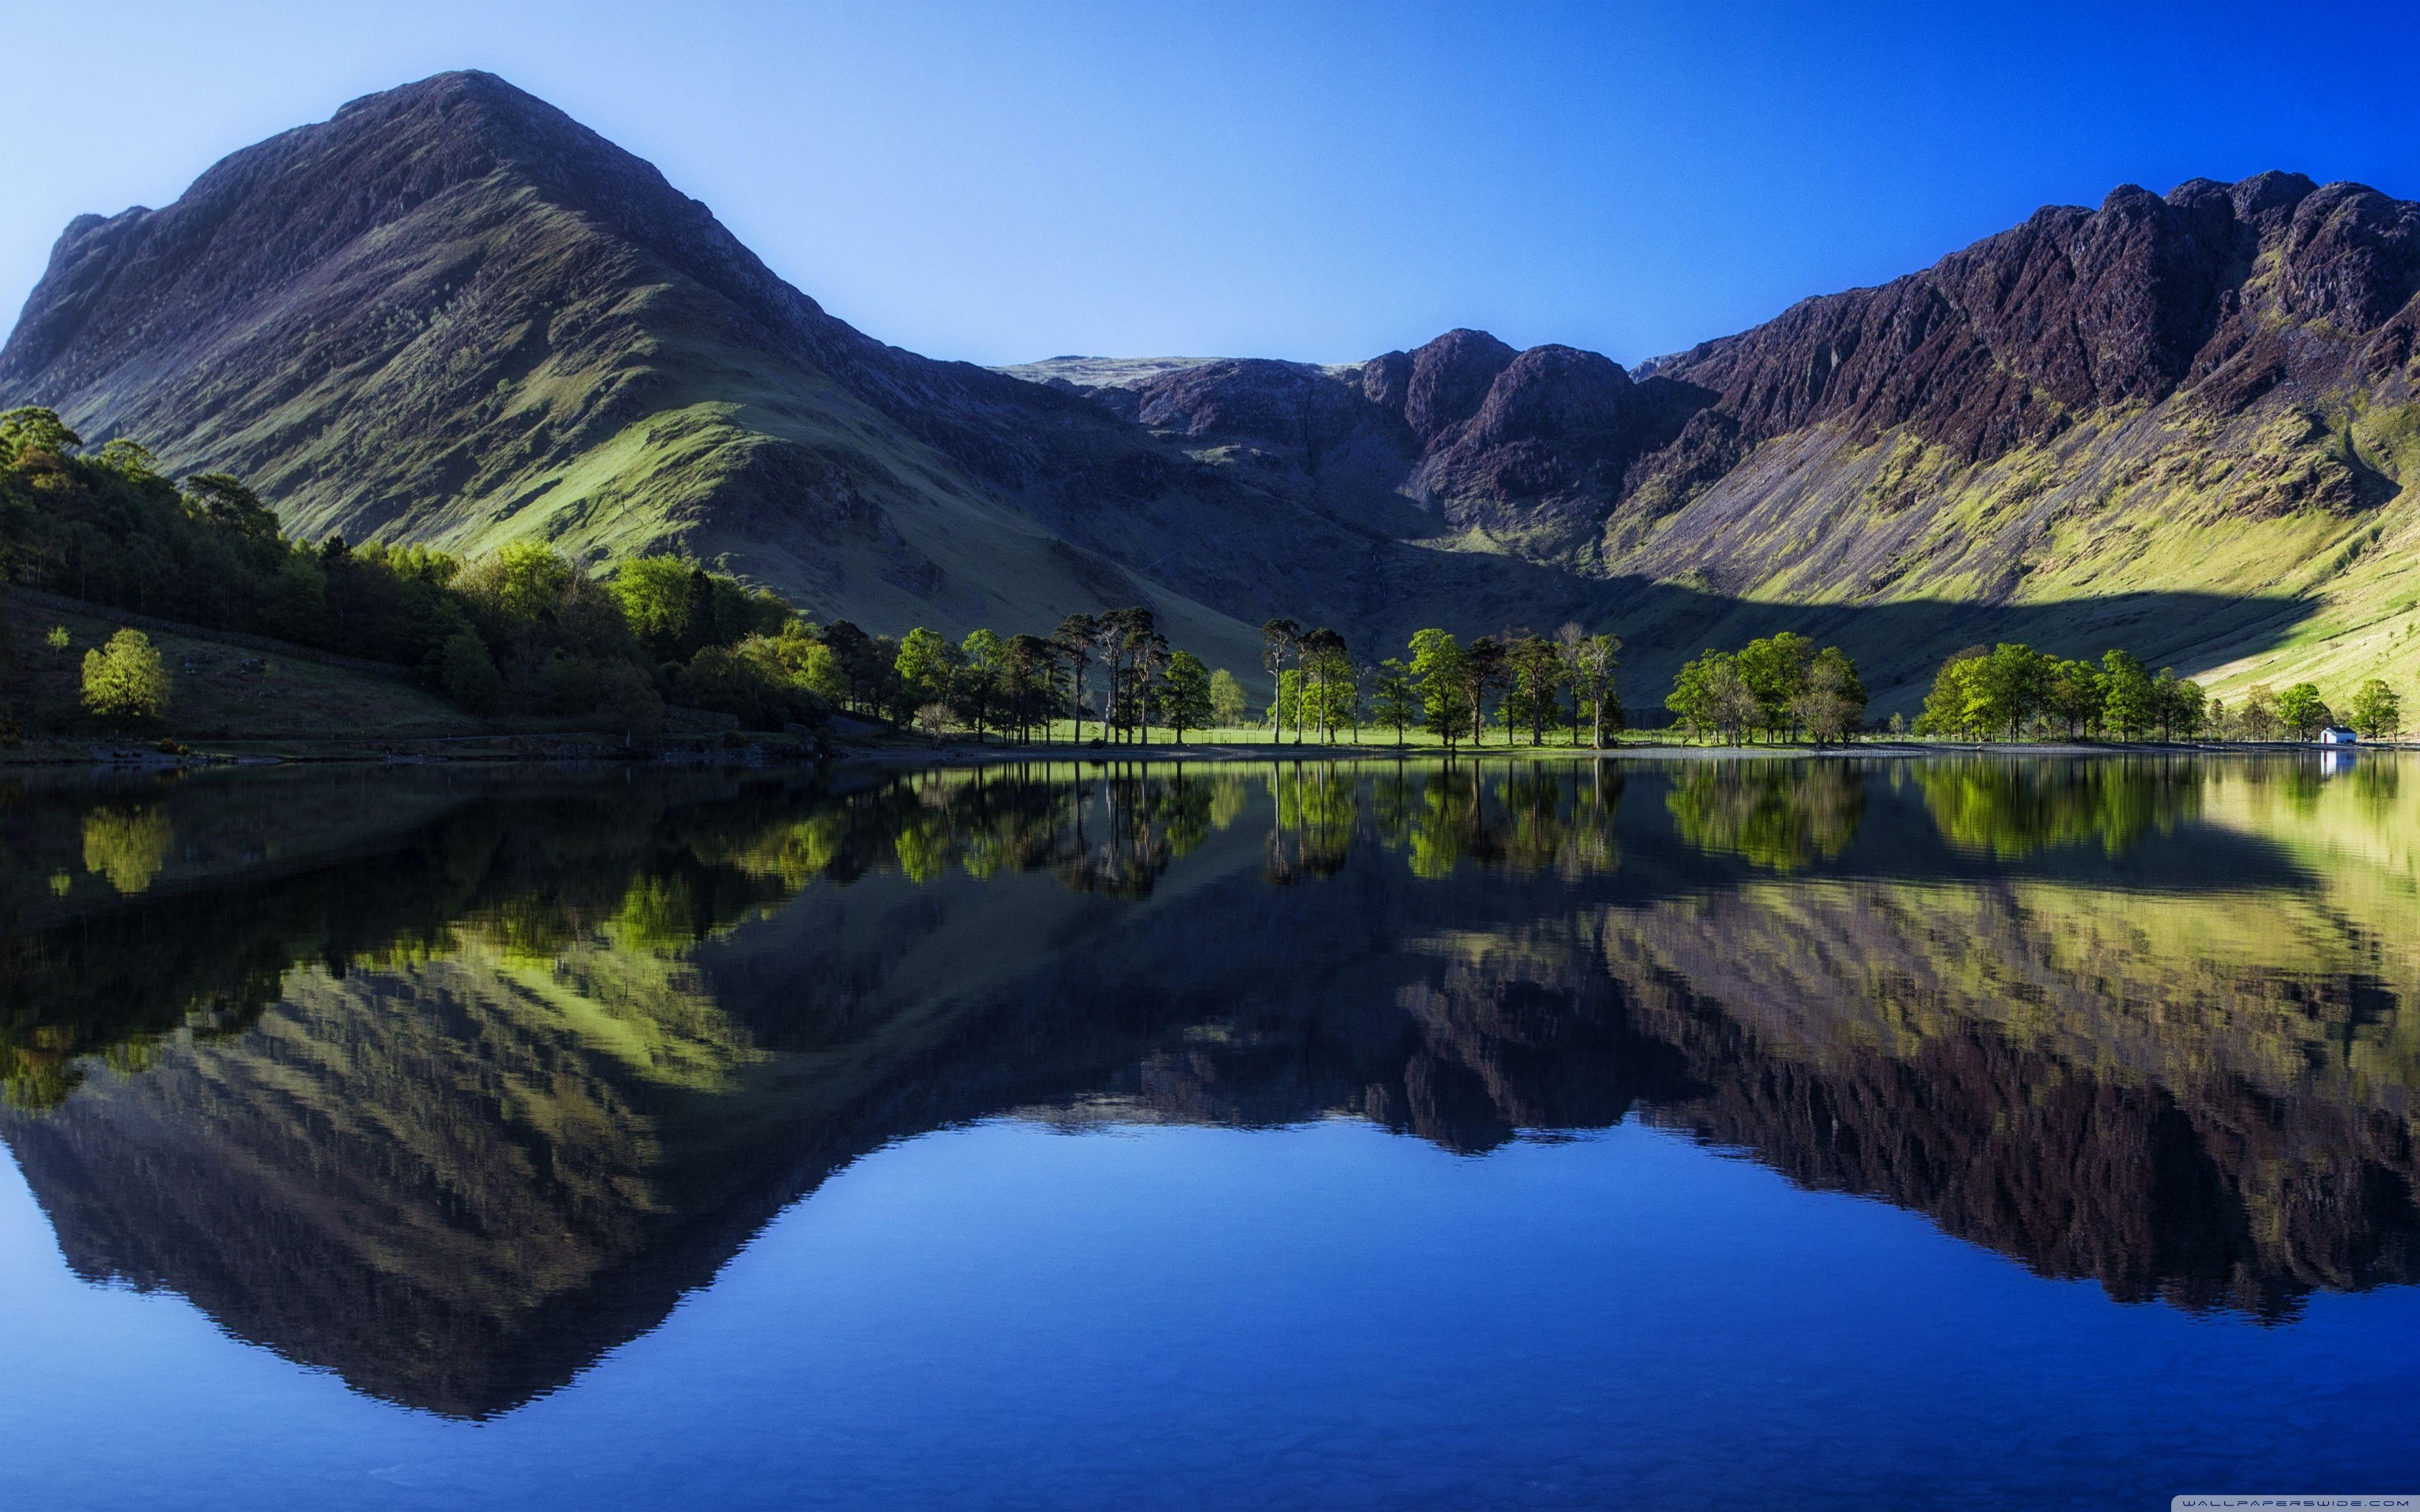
[[0, 755, 2413, 1417], [1666, 760, 1863, 869]]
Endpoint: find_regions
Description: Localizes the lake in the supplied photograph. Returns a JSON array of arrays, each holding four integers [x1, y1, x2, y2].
[[1, 753, 2415, 1509]]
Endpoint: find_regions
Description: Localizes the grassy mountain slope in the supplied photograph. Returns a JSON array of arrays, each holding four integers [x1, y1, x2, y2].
[[0, 72, 1325, 676], [6, 72, 2416, 708]]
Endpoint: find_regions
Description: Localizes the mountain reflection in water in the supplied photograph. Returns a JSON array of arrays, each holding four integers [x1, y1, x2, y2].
[[0, 755, 2414, 1418]]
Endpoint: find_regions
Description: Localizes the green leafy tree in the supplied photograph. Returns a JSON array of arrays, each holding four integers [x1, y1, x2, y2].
[[596, 660, 664, 734], [1557, 624, 1622, 748], [2099, 649, 2158, 740], [2348, 679, 2401, 740], [1260, 617, 1303, 745], [1000, 633, 1057, 742], [1668, 650, 1757, 743], [1208, 668, 1248, 728], [2238, 682, 2282, 742], [795, 639, 850, 704], [955, 628, 1006, 741], [614, 556, 718, 661], [1371, 658, 1419, 745], [1463, 635, 1509, 746], [1915, 648, 1986, 740], [1409, 629, 1472, 750], [1502, 633, 1567, 746], [81, 629, 171, 724], [182, 472, 282, 543], [1159, 650, 1214, 740], [2152, 670, 2207, 741], [2046, 657, 2105, 738], [1297, 627, 1353, 742], [1106, 606, 1167, 744], [1792, 646, 1868, 743], [894, 626, 959, 714], [2278, 681, 2332, 740], [1736, 631, 1816, 740], [1975, 643, 2052, 738], [94, 437, 159, 479], [0, 406, 81, 462]]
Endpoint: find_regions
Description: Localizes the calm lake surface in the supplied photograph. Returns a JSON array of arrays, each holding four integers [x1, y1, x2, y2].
[[3, 753, 2416, 1509]]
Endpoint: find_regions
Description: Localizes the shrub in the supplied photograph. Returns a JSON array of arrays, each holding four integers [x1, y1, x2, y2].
[[81, 629, 171, 724]]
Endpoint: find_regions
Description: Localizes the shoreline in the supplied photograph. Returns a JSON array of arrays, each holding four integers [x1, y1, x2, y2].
[[3, 729, 2400, 772], [830, 736, 2404, 770]]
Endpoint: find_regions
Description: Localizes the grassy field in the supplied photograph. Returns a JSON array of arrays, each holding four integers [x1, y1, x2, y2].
[[8, 598, 475, 743]]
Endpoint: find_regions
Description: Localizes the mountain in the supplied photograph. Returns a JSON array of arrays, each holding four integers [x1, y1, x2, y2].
[[1030, 177, 2420, 699], [6, 71, 2418, 706], [0, 71, 1359, 676]]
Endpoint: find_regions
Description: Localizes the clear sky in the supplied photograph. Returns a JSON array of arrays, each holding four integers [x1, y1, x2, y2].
[[8, 1, 2416, 369]]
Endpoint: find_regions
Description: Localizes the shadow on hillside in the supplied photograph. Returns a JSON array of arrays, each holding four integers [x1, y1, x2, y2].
[[1347, 542, 2315, 710]]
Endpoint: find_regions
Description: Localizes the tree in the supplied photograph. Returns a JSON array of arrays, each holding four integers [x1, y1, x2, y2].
[[0, 406, 82, 462], [795, 639, 850, 705], [1298, 627, 1352, 742], [894, 626, 959, 714], [1001, 633, 1056, 742], [1557, 624, 1622, 748], [431, 629, 504, 714], [1409, 629, 1472, 750], [1974, 643, 2052, 738], [81, 628, 170, 724], [1463, 635, 1509, 746], [596, 660, 664, 735], [1052, 613, 1097, 742], [1260, 617, 1303, 745], [1667, 650, 1755, 743], [1915, 649, 1990, 740], [1371, 658, 1418, 745], [613, 556, 722, 661], [1100, 605, 1163, 743], [1503, 633, 1567, 746], [2152, 670, 2206, 742], [2099, 650, 2158, 740], [1736, 631, 1816, 740], [95, 437, 159, 479], [1209, 668, 1248, 728], [2347, 679, 2401, 740], [955, 627, 1006, 742], [1160, 650, 1214, 741], [2279, 681, 2332, 741], [2238, 682, 2282, 742], [2046, 656, 2105, 738], [182, 472, 282, 542], [1792, 646, 1867, 743]]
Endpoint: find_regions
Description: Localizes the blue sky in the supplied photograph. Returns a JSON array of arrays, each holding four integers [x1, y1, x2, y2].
[[8, 1, 2416, 368]]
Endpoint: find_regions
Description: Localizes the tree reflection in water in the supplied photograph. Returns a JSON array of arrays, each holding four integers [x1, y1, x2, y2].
[[0, 753, 2412, 1417]]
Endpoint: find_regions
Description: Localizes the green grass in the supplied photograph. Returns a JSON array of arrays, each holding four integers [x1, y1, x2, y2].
[[9, 599, 471, 742]]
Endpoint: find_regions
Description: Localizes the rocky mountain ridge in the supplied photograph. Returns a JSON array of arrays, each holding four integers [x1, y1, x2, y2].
[[7, 71, 2420, 704]]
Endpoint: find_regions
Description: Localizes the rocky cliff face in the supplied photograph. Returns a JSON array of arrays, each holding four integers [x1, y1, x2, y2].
[[1062, 173, 2420, 546]]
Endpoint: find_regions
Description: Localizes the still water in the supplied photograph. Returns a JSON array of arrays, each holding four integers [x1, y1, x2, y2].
[[1, 754, 2415, 1508]]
